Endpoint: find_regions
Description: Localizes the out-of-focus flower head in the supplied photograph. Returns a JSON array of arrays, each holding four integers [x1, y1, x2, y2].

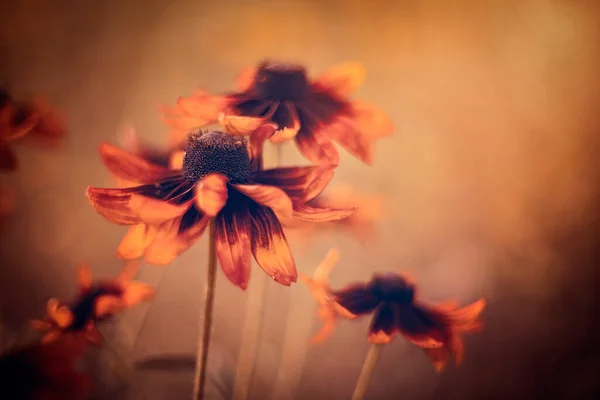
[[0, 332, 91, 400], [303, 249, 486, 371], [283, 184, 387, 247], [31, 261, 155, 345], [86, 126, 357, 290], [161, 61, 394, 165], [0, 88, 67, 171]]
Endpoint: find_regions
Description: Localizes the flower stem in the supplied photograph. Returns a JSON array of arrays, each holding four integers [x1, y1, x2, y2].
[[351, 344, 383, 400], [193, 220, 218, 400]]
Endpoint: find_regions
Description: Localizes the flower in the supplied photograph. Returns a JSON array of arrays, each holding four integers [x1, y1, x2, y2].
[[303, 249, 486, 371], [0, 332, 91, 400], [31, 261, 155, 345], [284, 184, 387, 247], [161, 61, 394, 165], [0, 88, 66, 171], [86, 127, 356, 290]]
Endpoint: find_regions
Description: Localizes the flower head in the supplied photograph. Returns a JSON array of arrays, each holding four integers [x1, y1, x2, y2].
[[161, 61, 394, 165], [31, 261, 155, 345], [303, 250, 486, 371], [86, 127, 356, 290], [0, 332, 91, 400], [0, 88, 66, 171]]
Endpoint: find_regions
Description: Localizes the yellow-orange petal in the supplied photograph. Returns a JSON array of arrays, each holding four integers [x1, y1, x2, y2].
[[293, 204, 358, 222], [121, 281, 156, 307], [99, 142, 174, 184], [170, 150, 185, 170], [233, 183, 293, 219], [214, 207, 253, 290], [269, 102, 300, 144], [94, 296, 124, 318], [312, 62, 366, 99], [116, 224, 159, 260], [129, 194, 192, 224], [194, 174, 228, 217], [76, 262, 93, 291], [310, 307, 338, 344]]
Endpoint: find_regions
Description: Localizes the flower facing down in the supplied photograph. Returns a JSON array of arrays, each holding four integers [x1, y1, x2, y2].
[[303, 250, 486, 371], [86, 127, 356, 290], [31, 261, 155, 345], [0, 88, 66, 171], [161, 61, 394, 165], [0, 332, 91, 400]]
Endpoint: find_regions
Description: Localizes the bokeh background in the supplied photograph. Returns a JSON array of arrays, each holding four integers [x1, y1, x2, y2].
[[1, 0, 600, 399]]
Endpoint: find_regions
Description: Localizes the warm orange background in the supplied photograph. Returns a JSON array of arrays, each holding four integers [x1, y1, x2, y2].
[[1, 0, 599, 399]]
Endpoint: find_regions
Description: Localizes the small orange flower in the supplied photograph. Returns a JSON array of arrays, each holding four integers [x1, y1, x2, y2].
[[0, 332, 91, 400], [0, 88, 66, 171], [86, 127, 356, 290], [303, 250, 486, 371], [31, 261, 155, 345], [161, 61, 394, 165]]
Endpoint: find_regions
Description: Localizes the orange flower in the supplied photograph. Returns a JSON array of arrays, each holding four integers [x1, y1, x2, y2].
[[86, 127, 356, 290], [161, 61, 394, 165], [0, 332, 91, 400], [0, 88, 66, 171], [303, 250, 486, 371], [31, 261, 155, 345]]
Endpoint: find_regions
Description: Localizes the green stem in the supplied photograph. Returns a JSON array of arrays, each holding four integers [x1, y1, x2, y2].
[[351, 344, 383, 400], [193, 221, 218, 400]]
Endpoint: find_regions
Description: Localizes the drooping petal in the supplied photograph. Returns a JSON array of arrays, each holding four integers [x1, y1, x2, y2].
[[319, 115, 374, 165], [350, 100, 395, 141], [116, 224, 159, 260], [218, 101, 278, 135], [424, 346, 450, 372], [269, 101, 300, 143], [46, 299, 73, 329], [76, 263, 93, 291], [332, 283, 381, 315], [235, 67, 258, 91], [233, 183, 293, 219], [368, 302, 400, 344], [248, 123, 278, 170], [86, 187, 142, 225], [175, 91, 228, 124], [213, 195, 253, 289], [293, 204, 357, 222], [395, 304, 447, 348], [194, 174, 229, 217], [129, 193, 193, 224], [312, 62, 366, 99], [99, 142, 175, 184], [294, 128, 340, 165], [251, 164, 336, 204], [121, 281, 156, 307], [94, 296, 124, 318], [248, 200, 297, 286]]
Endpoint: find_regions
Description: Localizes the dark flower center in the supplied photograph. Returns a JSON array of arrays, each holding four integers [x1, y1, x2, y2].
[[182, 131, 251, 184], [68, 284, 123, 331], [368, 273, 415, 304], [251, 61, 310, 100]]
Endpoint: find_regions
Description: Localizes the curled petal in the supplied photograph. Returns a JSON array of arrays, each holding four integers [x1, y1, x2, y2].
[[293, 204, 357, 222], [46, 299, 73, 329], [252, 164, 336, 204], [270, 102, 300, 143], [312, 62, 366, 98], [194, 174, 229, 217], [121, 281, 156, 307], [320, 115, 374, 165], [312, 247, 341, 282], [233, 183, 293, 219], [295, 129, 340, 165], [248, 123, 278, 170], [248, 201, 297, 286], [94, 296, 124, 318], [76, 262, 93, 291], [99, 142, 174, 183], [368, 302, 400, 344], [86, 187, 142, 225], [214, 197, 252, 289], [218, 102, 278, 135], [117, 224, 159, 260]]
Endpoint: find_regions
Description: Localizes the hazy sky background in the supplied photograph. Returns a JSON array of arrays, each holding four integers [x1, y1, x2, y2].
[[1, 0, 599, 399]]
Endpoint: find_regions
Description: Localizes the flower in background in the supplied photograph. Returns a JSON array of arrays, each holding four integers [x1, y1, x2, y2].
[[161, 61, 394, 165], [303, 249, 486, 371], [0, 88, 66, 171], [31, 261, 155, 345], [87, 127, 356, 290], [0, 332, 91, 400], [284, 184, 387, 247]]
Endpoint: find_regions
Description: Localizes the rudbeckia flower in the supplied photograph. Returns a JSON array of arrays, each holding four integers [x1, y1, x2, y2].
[[31, 261, 155, 345], [161, 61, 394, 165], [0, 88, 66, 171], [303, 249, 486, 371], [0, 332, 91, 400], [86, 126, 356, 290]]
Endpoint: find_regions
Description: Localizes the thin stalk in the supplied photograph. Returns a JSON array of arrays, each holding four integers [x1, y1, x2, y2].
[[193, 221, 218, 400], [99, 331, 146, 400], [351, 344, 383, 400]]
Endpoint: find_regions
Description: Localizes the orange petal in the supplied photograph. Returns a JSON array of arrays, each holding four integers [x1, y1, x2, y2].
[[86, 187, 142, 225], [368, 303, 399, 344], [76, 262, 93, 291], [129, 194, 192, 224], [40, 331, 62, 344], [83, 323, 103, 345], [269, 102, 300, 143], [176, 92, 227, 123], [252, 164, 336, 204], [46, 299, 73, 329], [351, 101, 395, 141], [424, 347, 449, 372], [235, 67, 257, 91], [249, 203, 297, 286], [170, 150, 185, 170], [121, 281, 156, 307], [144, 214, 210, 265], [320, 115, 374, 165], [312, 62, 366, 99], [312, 248, 341, 282], [218, 101, 278, 136], [294, 129, 340, 166], [160, 103, 207, 131], [214, 205, 253, 290], [233, 183, 293, 219], [293, 204, 357, 222], [248, 123, 278, 170], [115, 259, 141, 283], [116, 224, 159, 260], [310, 307, 338, 344], [194, 174, 229, 217], [94, 295, 125, 318], [99, 142, 174, 184]]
